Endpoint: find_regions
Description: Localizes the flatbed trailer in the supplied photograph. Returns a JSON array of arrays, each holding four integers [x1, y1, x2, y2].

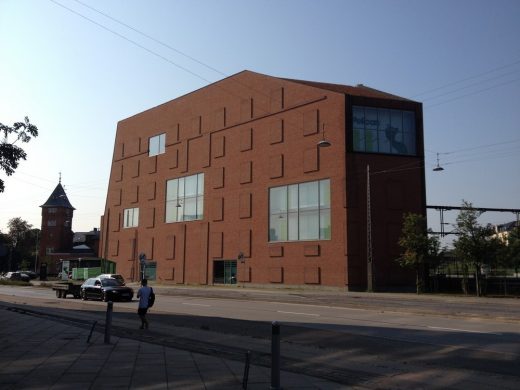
[[52, 281, 83, 299]]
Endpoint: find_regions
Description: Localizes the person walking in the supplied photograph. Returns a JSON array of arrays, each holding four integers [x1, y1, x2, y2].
[[137, 278, 152, 329]]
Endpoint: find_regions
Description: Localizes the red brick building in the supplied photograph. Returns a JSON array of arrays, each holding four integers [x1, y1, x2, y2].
[[39, 181, 75, 274], [99, 70, 425, 290]]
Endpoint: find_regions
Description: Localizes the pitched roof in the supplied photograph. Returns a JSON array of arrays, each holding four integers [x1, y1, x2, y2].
[[40, 183, 75, 209], [279, 76, 415, 101]]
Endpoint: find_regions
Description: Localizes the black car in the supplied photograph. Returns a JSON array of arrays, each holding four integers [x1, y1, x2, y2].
[[4, 271, 30, 282], [80, 277, 134, 302]]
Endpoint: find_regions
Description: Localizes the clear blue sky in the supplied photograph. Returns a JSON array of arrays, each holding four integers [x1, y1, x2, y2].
[[1, 0, 519, 246]]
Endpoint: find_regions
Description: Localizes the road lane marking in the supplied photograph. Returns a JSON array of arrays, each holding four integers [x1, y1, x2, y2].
[[427, 326, 502, 335], [182, 303, 211, 307], [277, 310, 320, 317]]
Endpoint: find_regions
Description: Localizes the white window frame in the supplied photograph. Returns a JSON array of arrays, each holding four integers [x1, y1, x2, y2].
[[149, 133, 166, 157], [123, 207, 139, 228]]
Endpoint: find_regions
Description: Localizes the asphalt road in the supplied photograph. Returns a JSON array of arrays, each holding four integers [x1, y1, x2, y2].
[[1, 284, 520, 388]]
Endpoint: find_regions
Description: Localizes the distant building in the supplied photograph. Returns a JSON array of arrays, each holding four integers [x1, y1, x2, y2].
[[38, 182, 99, 274], [99, 70, 425, 290], [494, 220, 520, 243]]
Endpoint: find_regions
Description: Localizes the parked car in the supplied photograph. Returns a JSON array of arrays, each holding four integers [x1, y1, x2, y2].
[[3, 271, 30, 282], [98, 273, 126, 285], [80, 277, 134, 302], [18, 270, 37, 279]]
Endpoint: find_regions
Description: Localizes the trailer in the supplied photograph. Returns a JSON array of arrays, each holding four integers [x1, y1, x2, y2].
[[52, 258, 116, 299], [53, 280, 82, 299]]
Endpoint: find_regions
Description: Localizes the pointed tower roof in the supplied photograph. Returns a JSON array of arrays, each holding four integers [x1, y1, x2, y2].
[[40, 182, 75, 209]]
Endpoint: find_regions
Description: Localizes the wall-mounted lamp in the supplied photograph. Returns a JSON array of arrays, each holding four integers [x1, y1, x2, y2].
[[433, 153, 444, 172], [317, 124, 331, 148]]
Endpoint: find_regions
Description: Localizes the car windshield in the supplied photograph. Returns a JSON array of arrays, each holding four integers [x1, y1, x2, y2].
[[101, 278, 123, 287]]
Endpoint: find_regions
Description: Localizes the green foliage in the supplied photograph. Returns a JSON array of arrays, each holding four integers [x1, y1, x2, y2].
[[453, 200, 504, 295], [397, 213, 442, 293], [504, 226, 520, 270], [1, 218, 39, 272], [0, 117, 39, 192]]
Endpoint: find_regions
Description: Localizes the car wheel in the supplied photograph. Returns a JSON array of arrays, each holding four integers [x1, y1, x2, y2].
[[81, 290, 87, 300], [102, 292, 108, 302], [55, 290, 60, 298]]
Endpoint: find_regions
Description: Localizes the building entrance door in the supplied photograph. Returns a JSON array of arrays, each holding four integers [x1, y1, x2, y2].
[[213, 260, 237, 285]]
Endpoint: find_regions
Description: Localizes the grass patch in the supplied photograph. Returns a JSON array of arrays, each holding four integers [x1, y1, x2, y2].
[[0, 279, 31, 286]]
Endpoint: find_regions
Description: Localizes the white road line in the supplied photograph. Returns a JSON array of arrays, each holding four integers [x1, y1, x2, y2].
[[277, 310, 320, 317], [182, 303, 211, 307], [427, 326, 502, 335]]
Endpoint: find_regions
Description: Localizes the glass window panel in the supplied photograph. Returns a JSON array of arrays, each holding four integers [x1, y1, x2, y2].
[[270, 214, 287, 241], [299, 181, 319, 210], [149, 136, 159, 156], [132, 208, 139, 227], [165, 202, 177, 223], [352, 106, 364, 129], [403, 111, 415, 132], [320, 210, 331, 240], [378, 130, 391, 153], [288, 212, 298, 240], [166, 179, 178, 201], [365, 130, 378, 152], [299, 210, 319, 240], [183, 198, 197, 221], [197, 173, 204, 195], [353, 129, 365, 151], [378, 109, 390, 132], [288, 185, 298, 211], [178, 177, 185, 198], [270, 187, 287, 213], [390, 110, 403, 132], [319, 180, 330, 208], [403, 132, 416, 155], [197, 196, 204, 219], [184, 175, 197, 196], [365, 108, 378, 130], [159, 134, 165, 154], [177, 201, 184, 221]]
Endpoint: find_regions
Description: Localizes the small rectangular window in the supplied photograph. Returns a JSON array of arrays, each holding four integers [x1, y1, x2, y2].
[[123, 207, 139, 228], [149, 133, 166, 156]]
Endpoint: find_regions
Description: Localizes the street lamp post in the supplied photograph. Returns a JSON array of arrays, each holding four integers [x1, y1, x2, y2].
[[366, 164, 374, 292]]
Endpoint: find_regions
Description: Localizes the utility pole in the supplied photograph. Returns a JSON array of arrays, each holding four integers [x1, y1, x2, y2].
[[367, 165, 373, 292]]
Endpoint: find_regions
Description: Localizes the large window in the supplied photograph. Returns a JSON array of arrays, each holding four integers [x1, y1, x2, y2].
[[149, 133, 165, 156], [352, 106, 416, 155], [165, 173, 204, 223], [123, 207, 139, 228], [269, 179, 331, 242]]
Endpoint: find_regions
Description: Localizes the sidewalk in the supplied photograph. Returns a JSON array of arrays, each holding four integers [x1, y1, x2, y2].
[[0, 305, 346, 390]]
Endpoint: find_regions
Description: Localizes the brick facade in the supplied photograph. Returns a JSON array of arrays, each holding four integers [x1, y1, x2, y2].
[[99, 71, 424, 290]]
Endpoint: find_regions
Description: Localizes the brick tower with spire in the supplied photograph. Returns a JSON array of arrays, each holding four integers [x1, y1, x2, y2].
[[39, 177, 75, 273]]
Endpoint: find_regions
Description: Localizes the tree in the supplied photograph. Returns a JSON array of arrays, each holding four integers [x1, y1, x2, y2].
[[452, 201, 502, 296], [5, 217, 33, 271], [0, 117, 39, 192], [397, 213, 442, 293], [504, 225, 520, 273]]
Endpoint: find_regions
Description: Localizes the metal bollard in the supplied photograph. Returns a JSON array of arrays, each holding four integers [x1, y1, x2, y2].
[[271, 321, 281, 390], [104, 301, 113, 344]]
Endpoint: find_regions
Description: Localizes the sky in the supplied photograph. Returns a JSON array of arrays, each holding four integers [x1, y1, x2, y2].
[[1, 0, 519, 247]]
